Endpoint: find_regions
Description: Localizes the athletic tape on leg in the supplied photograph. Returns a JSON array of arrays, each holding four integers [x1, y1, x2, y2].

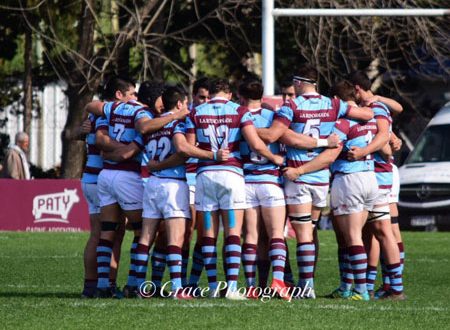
[[289, 213, 311, 224], [204, 211, 212, 231], [368, 205, 390, 222], [228, 210, 236, 229], [101, 221, 119, 231]]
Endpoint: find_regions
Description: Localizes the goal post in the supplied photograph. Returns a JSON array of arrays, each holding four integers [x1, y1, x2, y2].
[[262, 0, 450, 95]]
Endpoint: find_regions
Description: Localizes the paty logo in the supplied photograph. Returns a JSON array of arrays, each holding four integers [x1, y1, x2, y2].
[[32, 189, 80, 223]]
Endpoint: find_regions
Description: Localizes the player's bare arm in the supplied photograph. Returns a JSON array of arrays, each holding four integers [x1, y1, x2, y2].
[[282, 145, 342, 181], [95, 130, 126, 152], [256, 119, 289, 144], [185, 132, 196, 146], [378, 142, 393, 162], [173, 134, 229, 161], [101, 142, 141, 162], [346, 105, 374, 121], [242, 124, 284, 166], [135, 109, 189, 135], [365, 95, 403, 115], [147, 153, 186, 172], [84, 100, 105, 116], [347, 118, 390, 161], [280, 129, 340, 149]]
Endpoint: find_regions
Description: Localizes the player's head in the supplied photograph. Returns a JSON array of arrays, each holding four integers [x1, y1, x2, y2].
[[208, 78, 232, 100], [138, 81, 166, 115], [280, 78, 296, 102], [347, 71, 372, 102], [330, 80, 357, 103], [192, 77, 210, 106], [238, 79, 263, 105], [293, 65, 318, 93], [102, 76, 137, 102], [162, 86, 188, 112], [15, 132, 29, 152]]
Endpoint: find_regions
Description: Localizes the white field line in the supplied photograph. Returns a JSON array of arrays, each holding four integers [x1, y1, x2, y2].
[[0, 300, 448, 313]]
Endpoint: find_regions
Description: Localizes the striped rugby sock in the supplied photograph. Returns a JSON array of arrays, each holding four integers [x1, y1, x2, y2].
[[242, 243, 257, 287]]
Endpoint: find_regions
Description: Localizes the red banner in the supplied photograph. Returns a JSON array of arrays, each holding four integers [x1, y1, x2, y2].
[[0, 179, 89, 232]]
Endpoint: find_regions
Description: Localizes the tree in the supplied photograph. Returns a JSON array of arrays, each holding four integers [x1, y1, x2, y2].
[[275, 0, 450, 132], [11, 0, 260, 177]]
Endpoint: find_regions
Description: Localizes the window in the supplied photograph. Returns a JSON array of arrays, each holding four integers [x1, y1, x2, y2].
[[406, 124, 450, 164]]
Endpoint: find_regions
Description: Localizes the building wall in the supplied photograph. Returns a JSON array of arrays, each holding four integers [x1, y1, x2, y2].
[[0, 82, 68, 170]]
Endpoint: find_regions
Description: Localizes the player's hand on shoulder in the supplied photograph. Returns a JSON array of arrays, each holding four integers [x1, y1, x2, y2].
[[364, 95, 380, 106], [173, 108, 190, 120], [217, 148, 230, 162], [327, 133, 341, 148], [347, 146, 365, 161]]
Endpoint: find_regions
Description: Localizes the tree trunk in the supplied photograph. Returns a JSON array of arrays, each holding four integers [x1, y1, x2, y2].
[[60, 86, 94, 178], [60, 0, 96, 178], [23, 26, 33, 138]]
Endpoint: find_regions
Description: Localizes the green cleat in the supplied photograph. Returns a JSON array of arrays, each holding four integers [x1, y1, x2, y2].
[[326, 288, 352, 299], [350, 290, 370, 301]]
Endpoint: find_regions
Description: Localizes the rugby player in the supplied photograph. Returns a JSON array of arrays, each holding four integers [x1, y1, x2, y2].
[[257, 65, 374, 298], [84, 82, 189, 298], [185, 78, 284, 299], [79, 76, 137, 298]]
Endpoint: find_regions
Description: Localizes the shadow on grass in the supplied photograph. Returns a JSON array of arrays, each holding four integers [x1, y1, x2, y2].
[[0, 292, 81, 299]]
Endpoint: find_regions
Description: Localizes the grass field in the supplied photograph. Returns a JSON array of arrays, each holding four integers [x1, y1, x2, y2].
[[1, 231, 449, 329]]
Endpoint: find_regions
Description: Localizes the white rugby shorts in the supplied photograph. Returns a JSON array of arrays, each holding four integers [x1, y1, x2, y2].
[[245, 183, 285, 208], [331, 171, 378, 216], [284, 180, 328, 207], [195, 171, 247, 211], [143, 176, 190, 219], [81, 182, 100, 215], [97, 169, 143, 211], [189, 185, 196, 206], [388, 164, 400, 204]]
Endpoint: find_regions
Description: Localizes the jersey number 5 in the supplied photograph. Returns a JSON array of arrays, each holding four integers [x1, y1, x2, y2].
[[303, 119, 321, 139]]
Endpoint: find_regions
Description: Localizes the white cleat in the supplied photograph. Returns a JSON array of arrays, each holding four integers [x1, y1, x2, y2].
[[225, 290, 247, 301]]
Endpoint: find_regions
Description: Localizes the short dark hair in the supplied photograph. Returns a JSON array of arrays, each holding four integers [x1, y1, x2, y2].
[[238, 79, 264, 101], [295, 65, 318, 82], [209, 78, 231, 95], [102, 76, 135, 101], [347, 71, 372, 91], [193, 77, 210, 95], [330, 80, 356, 102], [162, 86, 187, 110], [138, 81, 166, 111], [280, 79, 294, 89]]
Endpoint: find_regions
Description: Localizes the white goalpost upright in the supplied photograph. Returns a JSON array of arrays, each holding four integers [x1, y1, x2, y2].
[[262, 0, 450, 95]]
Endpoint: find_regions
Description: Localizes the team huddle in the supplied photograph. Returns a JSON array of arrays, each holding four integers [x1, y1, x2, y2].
[[79, 64, 405, 301]]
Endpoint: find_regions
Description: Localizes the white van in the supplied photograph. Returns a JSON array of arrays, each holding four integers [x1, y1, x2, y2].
[[398, 102, 450, 231]]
